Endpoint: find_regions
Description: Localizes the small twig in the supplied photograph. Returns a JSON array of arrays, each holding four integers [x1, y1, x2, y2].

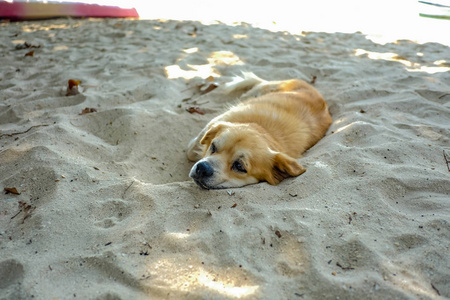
[[336, 262, 355, 270], [0, 124, 50, 138], [438, 93, 449, 99], [443, 150, 450, 172], [10, 210, 22, 220], [122, 181, 135, 198], [431, 283, 440, 296]]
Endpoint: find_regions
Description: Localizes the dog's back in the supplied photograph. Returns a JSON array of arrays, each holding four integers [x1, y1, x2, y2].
[[221, 74, 332, 157]]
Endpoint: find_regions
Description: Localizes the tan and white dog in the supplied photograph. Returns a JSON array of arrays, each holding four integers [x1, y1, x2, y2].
[[187, 73, 332, 189]]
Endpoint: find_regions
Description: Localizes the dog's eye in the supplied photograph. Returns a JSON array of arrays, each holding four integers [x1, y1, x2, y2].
[[232, 161, 247, 173], [210, 143, 217, 154]]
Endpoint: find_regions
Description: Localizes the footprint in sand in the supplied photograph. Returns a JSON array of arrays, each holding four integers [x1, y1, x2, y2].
[[0, 106, 21, 125], [0, 259, 24, 289], [89, 199, 132, 229], [415, 89, 450, 105], [1, 146, 59, 211], [391, 233, 428, 252], [332, 238, 378, 271], [73, 108, 135, 146]]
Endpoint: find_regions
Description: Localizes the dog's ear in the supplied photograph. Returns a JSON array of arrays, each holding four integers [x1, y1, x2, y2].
[[266, 152, 306, 185], [200, 123, 226, 145]]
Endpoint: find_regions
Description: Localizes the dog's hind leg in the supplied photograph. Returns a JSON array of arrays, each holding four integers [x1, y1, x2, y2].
[[221, 72, 266, 96], [222, 72, 315, 99]]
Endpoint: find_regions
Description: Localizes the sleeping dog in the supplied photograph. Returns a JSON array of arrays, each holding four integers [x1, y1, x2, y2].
[[187, 73, 332, 189]]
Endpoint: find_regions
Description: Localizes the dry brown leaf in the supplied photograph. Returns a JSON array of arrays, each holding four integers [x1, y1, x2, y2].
[[25, 50, 34, 57], [4, 187, 20, 195], [68, 79, 81, 89], [79, 107, 97, 115], [66, 79, 82, 96], [15, 42, 41, 50], [19, 201, 31, 210], [200, 82, 218, 95], [175, 23, 197, 37], [186, 106, 204, 115], [18, 201, 35, 223]]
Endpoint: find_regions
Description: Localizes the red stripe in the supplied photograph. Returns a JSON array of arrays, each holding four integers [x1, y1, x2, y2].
[[0, 2, 139, 19]]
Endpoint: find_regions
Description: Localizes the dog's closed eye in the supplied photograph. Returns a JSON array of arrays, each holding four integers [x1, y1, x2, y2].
[[210, 142, 217, 154], [232, 160, 247, 173]]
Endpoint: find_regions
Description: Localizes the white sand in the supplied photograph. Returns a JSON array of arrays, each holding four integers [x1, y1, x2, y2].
[[1, 18, 449, 299]]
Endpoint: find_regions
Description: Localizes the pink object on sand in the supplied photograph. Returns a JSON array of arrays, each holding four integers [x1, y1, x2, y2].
[[0, 1, 139, 19]]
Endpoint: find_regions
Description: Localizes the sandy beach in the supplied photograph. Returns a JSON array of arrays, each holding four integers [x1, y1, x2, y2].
[[1, 17, 449, 299]]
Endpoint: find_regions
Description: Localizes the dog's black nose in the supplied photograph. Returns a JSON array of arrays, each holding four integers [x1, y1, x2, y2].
[[193, 161, 214, 179]]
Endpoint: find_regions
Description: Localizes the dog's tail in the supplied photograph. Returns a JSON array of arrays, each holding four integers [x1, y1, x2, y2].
[[221, 72, 266, 94]]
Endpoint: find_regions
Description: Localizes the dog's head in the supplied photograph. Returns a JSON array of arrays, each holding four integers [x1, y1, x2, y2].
[[189, 122, 306, 189]]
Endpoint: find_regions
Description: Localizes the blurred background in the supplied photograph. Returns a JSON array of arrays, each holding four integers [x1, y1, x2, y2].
[[1, 0, 449, 45]]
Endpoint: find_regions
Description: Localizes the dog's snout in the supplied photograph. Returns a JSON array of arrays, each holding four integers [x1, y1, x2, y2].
[[189, 160, 215, 189], [194, 161, 214, 179]]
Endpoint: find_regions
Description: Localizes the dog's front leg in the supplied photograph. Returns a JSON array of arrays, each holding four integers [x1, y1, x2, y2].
[[187, 128, 207, 161]]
